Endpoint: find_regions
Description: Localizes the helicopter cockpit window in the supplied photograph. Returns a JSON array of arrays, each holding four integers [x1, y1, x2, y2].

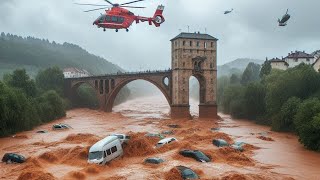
[[111, 16, 118, 23], [118, 17, 124, 23], [106, 16, 111, 22], [98, 15, 106, 23]]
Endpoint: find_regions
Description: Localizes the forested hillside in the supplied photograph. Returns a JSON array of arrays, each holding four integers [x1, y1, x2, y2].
[[0, 32, 122, 77], [0, 32, 130, 107]]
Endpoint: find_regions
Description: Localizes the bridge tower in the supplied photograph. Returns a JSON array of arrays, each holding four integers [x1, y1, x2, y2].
[[170, 32, 218, 119]]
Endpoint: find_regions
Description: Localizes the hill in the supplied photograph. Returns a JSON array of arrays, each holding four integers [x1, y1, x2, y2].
[[0, 32, 122, 78], [218, 58, 264, 77]]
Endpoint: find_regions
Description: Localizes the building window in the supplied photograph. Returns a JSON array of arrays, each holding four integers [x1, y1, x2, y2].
[[183, 41, 185, 46], [190, 41, 192, 46], [183, 62, 185, 67], [197, 41, 200, 47], [210, 63, 213, 68], [204, 42, 207, 49], [211, 42, 214, 47], [175, 41, 177, 47]]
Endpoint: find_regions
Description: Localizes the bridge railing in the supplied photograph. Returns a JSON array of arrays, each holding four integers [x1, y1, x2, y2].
[[65, 69, 172, 79]]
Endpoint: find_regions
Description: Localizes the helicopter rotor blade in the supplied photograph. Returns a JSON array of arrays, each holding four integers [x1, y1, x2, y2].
[[119, 5, 145, 8], [74, 3, 109, 6], [120, 0, 145, 6], [84, 7, 109, 12], [104, 0, 115, 6]]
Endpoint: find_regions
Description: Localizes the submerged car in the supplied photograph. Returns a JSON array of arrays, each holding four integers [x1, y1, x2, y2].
[[145, 133, 165, 139], [52, 123, 72, 130], [176, 166, 199, 179], [36, 130, 48, 134], [2, 153, 26, 164], [156, 137, 177, 148], [110, 134, 131, 144], [144, 157, 164, 164], [212, 139, 229, 147], [179, 150, 211, 162]]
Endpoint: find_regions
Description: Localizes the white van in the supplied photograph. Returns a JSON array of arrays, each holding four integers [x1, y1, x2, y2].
[[156, 137, 177, 148], [88, 136, 123, 165], [110, 134, 131, 144]]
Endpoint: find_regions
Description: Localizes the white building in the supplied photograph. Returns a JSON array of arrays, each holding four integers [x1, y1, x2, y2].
[[285, 51, 315, 68], [63, 67, 91, 78], [269, 58, 289, 70], [269, 51, 315, 71], [313, 57, 320, 72]]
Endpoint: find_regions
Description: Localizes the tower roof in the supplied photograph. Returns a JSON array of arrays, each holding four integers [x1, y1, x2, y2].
[[171, 32, 218, 41]]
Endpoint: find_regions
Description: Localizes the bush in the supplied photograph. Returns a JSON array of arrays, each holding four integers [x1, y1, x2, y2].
[[294, 98, 320, 151]]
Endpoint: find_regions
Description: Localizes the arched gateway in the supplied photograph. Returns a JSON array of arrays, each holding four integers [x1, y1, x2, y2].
[[64, 32, 218, 119]]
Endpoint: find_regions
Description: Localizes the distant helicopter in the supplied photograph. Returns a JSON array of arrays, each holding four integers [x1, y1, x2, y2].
[[278, 9, 291, 26], [224, 8, 233, 15], [76, 0, 165, 32]]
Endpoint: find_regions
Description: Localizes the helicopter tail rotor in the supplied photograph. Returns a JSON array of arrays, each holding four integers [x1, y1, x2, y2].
[[151, 5, 165, 26]]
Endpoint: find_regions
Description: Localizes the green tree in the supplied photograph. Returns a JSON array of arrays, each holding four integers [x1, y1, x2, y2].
[[35, 90, 66, 122], [221, 85, 245, 114], [272, 97, 301, 132], [265, 64, 320, 118], [36, 67, 64, 95], [259, 60, 272, 78], [294, 98, 320, 151], [4, 69, 37, 97], [244, 83, 266, 120], [241, 62, 261, 85], [0, 81, 40, 137]]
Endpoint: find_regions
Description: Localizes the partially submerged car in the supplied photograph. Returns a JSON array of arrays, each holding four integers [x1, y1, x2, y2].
[[2, 153, 26, 164], [144, 157, 164, 164], [52, 123, 72, 130], [179, 150, 211, 162], [145, 133, 164, 139], [156, 137, 177, 148], [110, 134, 131, 144], [88, 136, 123, 165], [212, 139, 229, 147], [161, 130, 174, 135], [167, 124, 181, 128], [176, 166, 199, 179], [36, 130, 48, 134]]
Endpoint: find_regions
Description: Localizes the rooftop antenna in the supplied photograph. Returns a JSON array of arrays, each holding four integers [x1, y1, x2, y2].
[[187, 25, 190, 33], [205, 28, 207, 34]]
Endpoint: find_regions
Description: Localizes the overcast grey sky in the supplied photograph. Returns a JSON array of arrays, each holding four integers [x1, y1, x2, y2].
[[1, 0, 320, 70]]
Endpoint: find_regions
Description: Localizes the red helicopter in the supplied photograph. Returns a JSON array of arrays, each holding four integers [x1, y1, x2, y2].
[[76, 0, 165, 32]]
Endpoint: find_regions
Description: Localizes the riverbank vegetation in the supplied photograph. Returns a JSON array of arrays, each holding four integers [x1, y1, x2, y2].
[[0, 68, 66, 137], [218, 62, 320, 151]]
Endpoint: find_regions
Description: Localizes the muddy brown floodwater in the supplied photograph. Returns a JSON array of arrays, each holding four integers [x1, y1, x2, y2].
[[0, 96, 319, 180]]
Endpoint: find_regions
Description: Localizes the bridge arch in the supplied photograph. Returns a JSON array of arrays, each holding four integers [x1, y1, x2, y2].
[[105, 77, 171, 112]]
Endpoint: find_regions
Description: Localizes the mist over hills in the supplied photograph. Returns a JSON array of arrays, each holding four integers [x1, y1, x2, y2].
[[0, 32, 123, 78], [218, 58, 264, 77]]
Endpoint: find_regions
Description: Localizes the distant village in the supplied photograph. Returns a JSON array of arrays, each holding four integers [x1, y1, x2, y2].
[[268, 50, 320, 71]]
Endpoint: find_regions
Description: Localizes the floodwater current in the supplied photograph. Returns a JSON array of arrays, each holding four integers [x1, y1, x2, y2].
[[0, 96, 319, 180]]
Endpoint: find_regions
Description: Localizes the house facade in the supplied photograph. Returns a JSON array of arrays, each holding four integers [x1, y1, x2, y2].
[[269, 51, 316, 71], [63, 67, 91, 78]]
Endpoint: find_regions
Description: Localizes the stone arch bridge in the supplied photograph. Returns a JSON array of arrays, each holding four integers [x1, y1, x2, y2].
[[64, 69, 217, 119], [64, 70, 172, 113]]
